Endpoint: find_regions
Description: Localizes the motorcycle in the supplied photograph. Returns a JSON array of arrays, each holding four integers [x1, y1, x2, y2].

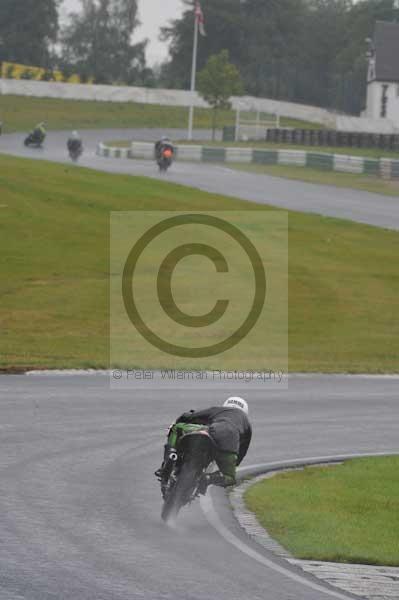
[[159, 423, 216, 522], [24, 130, 45, 148], [68, 140, 83, 162], [157, 146, 174, 172]]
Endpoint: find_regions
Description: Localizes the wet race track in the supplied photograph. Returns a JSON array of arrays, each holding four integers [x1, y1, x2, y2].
[[1, 128, 399, 230], [1, 374, 398, 600]]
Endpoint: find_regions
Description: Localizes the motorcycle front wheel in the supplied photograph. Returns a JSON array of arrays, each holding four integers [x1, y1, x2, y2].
[[161, 459, 199, 522]]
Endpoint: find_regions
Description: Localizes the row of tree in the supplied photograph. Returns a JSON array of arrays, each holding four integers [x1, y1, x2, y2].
[[0, 0, 398, 113], [161, 0, 399, 114], [0, 0, 154, 86]]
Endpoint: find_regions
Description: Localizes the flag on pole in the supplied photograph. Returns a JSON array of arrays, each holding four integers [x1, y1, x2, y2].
[[195, 1, 206, 36]]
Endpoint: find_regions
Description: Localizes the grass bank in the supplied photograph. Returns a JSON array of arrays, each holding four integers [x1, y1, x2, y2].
[[0, 154, 398, 371], [245, 456, 399, 566], [0, 95, 225, 133], [0, 95, 315, 134]]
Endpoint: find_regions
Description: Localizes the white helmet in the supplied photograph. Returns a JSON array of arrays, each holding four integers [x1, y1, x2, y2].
[[223, 396, 249, 415], [71, 130, 79, 139]]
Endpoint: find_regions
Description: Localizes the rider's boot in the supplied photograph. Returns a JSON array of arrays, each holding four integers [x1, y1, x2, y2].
[[154, 444, 172, 479], [198, 471, 226, 495]]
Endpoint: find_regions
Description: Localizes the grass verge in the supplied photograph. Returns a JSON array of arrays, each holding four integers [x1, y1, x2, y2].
[[230, 163, 399, 197], [244, 456, 399, 566], [0, 154, 398, 371], [0, 95, 316, 134]]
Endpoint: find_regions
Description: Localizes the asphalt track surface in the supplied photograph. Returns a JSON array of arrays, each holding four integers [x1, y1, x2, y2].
[[1, 128, 399, 230], [1, 374, 398, 600], [1, 131, 398, 599]]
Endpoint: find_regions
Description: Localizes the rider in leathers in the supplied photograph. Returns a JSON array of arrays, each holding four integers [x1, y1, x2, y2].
[[156, 396, 252, 492]]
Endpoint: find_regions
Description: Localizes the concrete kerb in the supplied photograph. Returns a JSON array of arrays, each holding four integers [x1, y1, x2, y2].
[[228, 452, 399, 600], [96, 140, 399, 180]]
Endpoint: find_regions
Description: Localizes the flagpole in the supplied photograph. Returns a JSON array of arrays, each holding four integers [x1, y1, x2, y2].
[[188, 13, 199, 141]]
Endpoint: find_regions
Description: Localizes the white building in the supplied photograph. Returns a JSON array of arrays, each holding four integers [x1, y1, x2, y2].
[[365, 21, 399, 127]]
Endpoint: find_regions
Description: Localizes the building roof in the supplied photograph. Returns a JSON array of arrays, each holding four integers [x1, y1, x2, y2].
[[374, 21, 399, 82]]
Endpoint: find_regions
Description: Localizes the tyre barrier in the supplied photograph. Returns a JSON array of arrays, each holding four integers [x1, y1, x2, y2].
[[96, 142, 399, 180], [266, 128, 399, 151]]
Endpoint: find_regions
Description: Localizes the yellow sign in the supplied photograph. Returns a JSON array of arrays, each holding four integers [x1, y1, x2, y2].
[[1, 62, 82, 83]]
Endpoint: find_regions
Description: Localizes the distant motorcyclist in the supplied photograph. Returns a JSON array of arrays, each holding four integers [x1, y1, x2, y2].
[[24, 122, 46, 147], [154, 136, 175, 171], [154, 135, 174, 158], [24, 122, 46, 148], [33, 122, 46, 142], [67, 130, 83, 160], [155, 396, 252, 494]]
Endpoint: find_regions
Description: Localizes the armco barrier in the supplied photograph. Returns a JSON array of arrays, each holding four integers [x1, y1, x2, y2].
[[252, 149, 278, 165], [97, 143, 131, 159], [306, 152, 334, 170], [333, 154, 365, 174], [96, 141, 399, 180], [278, 150, 306, 167], [175, 145, 202, 162], [202, 147, 226, 162], [131, 141, 153, 160], [364, 159, 380, 177], [391, 161, 399, 178], [380, 159, 392, 180], [225, 147, 253, 163]]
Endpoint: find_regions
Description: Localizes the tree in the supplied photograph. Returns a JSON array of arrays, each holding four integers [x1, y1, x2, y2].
[[197, 50, 243, 140], [0, 0, 59, 67], [160, 0, 244, 89], [239, 0, 308, 99], [160, 0, 307, 98], [61, 0, 148, 84]]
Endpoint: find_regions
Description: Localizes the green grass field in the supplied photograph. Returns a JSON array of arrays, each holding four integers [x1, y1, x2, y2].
[[0, 95, 315, 134], [0, 154, 398, 372], [245, 456, 399, 566]]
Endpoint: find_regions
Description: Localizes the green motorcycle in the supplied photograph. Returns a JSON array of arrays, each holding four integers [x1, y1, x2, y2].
[[158, 422, 216, 522]]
